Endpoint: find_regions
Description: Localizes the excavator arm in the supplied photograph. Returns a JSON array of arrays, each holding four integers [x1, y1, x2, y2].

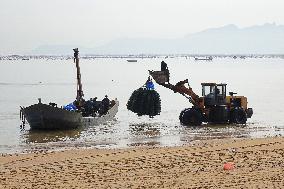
[[149, 70, 204, 109]]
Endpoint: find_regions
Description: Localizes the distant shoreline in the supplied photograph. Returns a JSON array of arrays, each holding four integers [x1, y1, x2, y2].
[[1, 54, 284, 60]]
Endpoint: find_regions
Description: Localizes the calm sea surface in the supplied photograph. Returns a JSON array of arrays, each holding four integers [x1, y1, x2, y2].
[[0, 57, 283, 153]]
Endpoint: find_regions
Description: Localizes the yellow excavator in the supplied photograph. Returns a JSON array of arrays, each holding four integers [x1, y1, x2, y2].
[[149, 68, 253, 126]]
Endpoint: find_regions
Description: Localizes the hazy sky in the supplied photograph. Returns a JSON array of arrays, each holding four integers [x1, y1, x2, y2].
[[1, 0, 284, 54]]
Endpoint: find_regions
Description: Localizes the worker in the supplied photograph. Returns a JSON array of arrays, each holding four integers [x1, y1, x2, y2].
[[161, 61, 170, 83], [83, 98, 94, 116], [145, 76, 154, 90], [101, 95, 110, 115], [73, 98, 85, 111], [92, 97, 97, 110], [211, 88, 220, 95], [216, 88, 220, 94], [161, 61, 168, 71], [92, 97, 102, 116]]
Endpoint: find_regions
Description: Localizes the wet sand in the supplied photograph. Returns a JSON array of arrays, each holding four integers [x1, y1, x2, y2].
[[0, 137, 283, 189]]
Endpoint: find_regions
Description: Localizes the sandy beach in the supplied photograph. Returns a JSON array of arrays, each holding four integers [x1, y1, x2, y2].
[[0, 137, 283, 189]]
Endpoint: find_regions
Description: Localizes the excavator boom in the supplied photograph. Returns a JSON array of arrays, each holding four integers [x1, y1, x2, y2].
[[149, 70, 203, 109]]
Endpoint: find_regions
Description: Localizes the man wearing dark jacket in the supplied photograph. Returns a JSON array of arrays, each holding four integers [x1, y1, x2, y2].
[[161, 61, 168, 71]]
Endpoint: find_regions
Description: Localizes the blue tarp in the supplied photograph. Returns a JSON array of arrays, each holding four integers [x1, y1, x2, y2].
[[63, 103, 77, 111]]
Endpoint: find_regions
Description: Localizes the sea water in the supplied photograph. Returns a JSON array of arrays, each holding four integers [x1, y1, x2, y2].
[[0, 57, 283, 153]]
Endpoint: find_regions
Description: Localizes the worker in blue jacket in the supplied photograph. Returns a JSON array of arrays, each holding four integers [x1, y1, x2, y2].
[[146, 76, 154, 90]]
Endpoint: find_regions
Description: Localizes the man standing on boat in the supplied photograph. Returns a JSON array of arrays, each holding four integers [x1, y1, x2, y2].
[[100, 95, 110, 115]]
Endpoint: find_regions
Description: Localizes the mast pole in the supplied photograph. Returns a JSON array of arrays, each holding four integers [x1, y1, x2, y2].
[[73, 48, 84, 103]]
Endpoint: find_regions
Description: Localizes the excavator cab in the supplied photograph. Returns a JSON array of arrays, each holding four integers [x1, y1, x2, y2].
[[202, 83, 227, 106]]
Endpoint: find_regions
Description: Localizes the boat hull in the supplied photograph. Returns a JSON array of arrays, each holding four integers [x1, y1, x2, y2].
[[22, 103, 82, 130], [82, 100, 119, 126]]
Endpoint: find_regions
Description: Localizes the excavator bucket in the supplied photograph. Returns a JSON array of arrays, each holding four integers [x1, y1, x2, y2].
[[149, 70, 169, 84]]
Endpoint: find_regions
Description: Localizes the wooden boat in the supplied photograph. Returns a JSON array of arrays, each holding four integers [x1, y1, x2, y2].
[[21, 99, 119, 130], [20, 48, 119, 130]]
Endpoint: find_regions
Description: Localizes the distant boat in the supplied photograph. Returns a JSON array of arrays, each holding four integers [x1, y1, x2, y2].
[[194, 56, 213, 61], [20, 48, 119, 130], [127, 59, 137, 62]]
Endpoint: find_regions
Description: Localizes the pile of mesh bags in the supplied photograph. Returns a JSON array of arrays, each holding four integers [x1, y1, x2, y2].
[[127, 88, 161, 117]]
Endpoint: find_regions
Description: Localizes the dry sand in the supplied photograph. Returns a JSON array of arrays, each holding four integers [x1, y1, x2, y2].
[[0, 137, 283, 189]]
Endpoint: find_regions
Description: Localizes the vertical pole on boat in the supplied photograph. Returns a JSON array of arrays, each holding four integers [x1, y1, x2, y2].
[[73, 48, 84, 106], [20, 106, 25, 129]]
